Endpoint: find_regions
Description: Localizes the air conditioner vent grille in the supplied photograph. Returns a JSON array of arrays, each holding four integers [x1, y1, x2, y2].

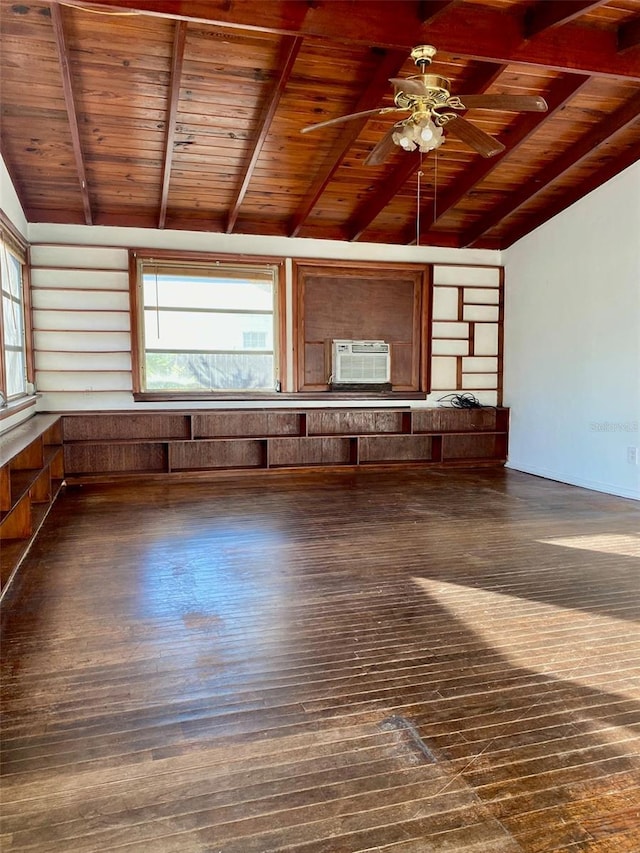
[[332, 340, 390, 384]]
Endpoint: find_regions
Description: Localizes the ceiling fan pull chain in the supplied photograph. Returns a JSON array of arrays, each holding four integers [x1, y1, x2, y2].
[[416, 153, 424, 247], [433, 147, 438, 225]]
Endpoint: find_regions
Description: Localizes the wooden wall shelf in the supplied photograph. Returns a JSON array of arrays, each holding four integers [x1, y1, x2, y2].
[[1, 414, 64, 599], [60, 407, 509, 483]]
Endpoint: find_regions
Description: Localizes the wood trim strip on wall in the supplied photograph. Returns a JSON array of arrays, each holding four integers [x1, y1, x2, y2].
[[128, 250, 143, 395]]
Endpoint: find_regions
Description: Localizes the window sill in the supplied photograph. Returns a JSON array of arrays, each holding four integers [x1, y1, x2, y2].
[[0, 394, 38, 420], [133, 390, 429, 403]]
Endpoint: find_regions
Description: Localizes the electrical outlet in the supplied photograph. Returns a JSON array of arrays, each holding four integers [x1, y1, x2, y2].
[[627, 446, 639, 465]]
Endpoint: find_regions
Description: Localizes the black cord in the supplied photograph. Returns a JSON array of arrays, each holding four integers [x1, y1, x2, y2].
[[437, 392, 483, 409]]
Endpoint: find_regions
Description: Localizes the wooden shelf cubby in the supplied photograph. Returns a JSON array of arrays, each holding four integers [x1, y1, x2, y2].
[[1, 414, 64, 598], [60, 407, 509, 482]]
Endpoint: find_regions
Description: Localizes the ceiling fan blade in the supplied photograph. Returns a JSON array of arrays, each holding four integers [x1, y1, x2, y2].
[[389, 76, 428, 96], [445, 116, 506, 158], [364, 126, 398, 166], [300, 107, 403, 134], [455, 94, 548, 112]]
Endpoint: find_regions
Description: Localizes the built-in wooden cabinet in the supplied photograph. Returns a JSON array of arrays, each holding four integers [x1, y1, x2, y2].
[[61, 407, 509, 482], [0, 414, 64, 596]]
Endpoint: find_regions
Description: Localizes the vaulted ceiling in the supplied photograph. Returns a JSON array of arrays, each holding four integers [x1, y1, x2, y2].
[[1, 0, 639, 249]]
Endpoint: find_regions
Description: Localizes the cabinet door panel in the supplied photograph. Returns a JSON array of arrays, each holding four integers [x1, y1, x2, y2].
[[442, 434, 504, 460], [63, 415, 190, 441], [171, 440, 266, 470], [359, 435, 433, 463], [307, 410, 404, 436], [64, 443, 167, 474], [192, 412, 301, 438], [412, 408, 498, 433], [269, 438, 352, 467]]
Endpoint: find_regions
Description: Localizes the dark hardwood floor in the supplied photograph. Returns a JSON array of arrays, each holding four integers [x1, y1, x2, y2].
[[1, 467, 639, 852]]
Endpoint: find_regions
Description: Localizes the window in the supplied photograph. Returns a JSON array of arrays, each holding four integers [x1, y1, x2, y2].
[[131, 253, 283, 396], [0, 216, 30, 405]]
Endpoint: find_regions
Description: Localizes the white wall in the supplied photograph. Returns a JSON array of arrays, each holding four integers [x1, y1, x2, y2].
[[28, 222, 499, 267], [503, 161, 640, 500]]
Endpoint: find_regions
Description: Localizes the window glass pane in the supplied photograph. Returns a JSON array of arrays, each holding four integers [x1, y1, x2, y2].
[[143, 276, 273, 312], [3, 295, 24, 347], [1, 252, 21, 298], [144, 310, 274, 351], [139, 261, 278, 393], [1, 242, 27, 399], [5, 349, 26, 397], [145, 352, 273, 391]]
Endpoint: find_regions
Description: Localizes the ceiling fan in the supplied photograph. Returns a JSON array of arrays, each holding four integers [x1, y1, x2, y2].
[[301, 45, 548, 163]]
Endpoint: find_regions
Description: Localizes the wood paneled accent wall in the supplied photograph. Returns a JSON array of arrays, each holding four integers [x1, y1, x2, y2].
[[293, 260, 430, 393], [28, 242, 502, 408]]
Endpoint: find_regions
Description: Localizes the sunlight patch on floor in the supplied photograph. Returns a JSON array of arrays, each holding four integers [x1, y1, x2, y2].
[[412, 576, 640, 700], [538, 533, 640, 558]]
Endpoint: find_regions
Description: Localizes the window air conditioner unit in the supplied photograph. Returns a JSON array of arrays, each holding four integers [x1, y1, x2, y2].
[[332, 340, 391, 385]]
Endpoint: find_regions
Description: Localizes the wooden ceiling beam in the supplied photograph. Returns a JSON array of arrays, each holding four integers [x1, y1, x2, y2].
[[347, 62, 507, 242], [226, 35, 303, 234], [461, 89, 640, 247], [76, 1, 640, 80], [524, 1, 608, 39], [413, 72, 591, 244], [289, 47, 407, 238], [618, 17, 640, 54], [50, 2, 92, 226], [417, 1, 458, 25], [158, 20, 187, 230], [501, 142, 640, 248]]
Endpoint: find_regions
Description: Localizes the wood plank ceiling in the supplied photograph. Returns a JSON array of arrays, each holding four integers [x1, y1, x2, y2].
[[1, 0, 639, 249]]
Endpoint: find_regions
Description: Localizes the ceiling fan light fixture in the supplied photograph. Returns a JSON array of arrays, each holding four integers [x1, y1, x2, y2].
[[395, 133, 414, 150], [392, 117, 444, 154]]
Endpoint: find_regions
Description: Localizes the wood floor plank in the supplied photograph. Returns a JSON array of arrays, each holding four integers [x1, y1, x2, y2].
[[2, 467, 639, 852]]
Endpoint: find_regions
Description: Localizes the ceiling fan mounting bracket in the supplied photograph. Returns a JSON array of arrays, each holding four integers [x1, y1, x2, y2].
[[410, 44, 437, 69]]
